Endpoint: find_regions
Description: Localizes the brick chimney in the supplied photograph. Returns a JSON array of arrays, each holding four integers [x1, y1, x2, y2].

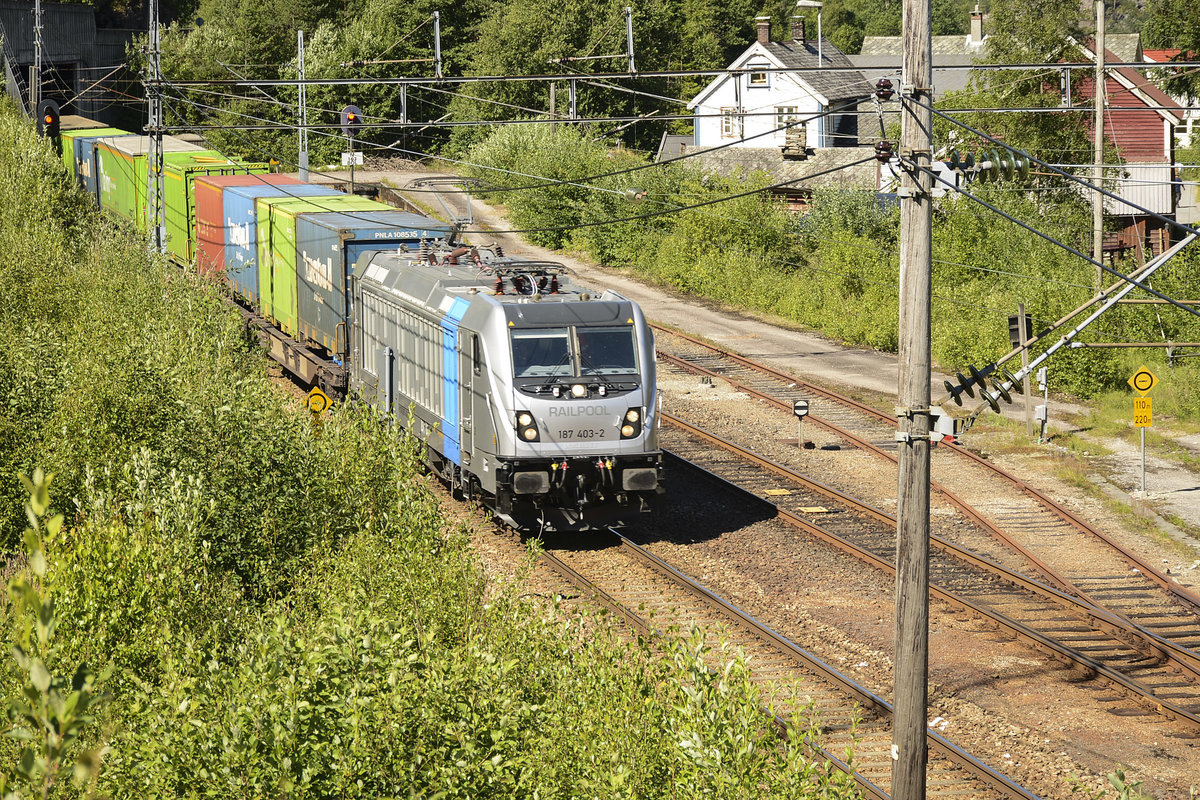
[[791, 16, 806, 43], [969, 4, 984, 44], [756, 16, 770, 45]]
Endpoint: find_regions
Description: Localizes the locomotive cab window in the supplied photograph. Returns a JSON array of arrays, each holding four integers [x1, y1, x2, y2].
[[577, 327, 637, 375], [511, 328, 572, 378], [511, 325, 638, 380]]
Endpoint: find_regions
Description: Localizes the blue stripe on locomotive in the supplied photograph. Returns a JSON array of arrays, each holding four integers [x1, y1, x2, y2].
[[439, 297, 471, 464]]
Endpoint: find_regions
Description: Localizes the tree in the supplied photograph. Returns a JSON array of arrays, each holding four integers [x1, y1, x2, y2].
[[447, 0, 757, 153], [1143, 0, 1200, 99], [935, 0, 1093, 168]]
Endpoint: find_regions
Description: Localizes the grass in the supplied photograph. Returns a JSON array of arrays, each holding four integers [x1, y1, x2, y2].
[[1044, 448, 1200, 557]]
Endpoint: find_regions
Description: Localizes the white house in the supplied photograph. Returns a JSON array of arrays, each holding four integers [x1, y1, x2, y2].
[[687, 16, 872, 152]]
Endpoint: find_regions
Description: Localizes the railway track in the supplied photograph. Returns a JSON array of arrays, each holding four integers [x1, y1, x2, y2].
[[661, 414, 1200, 734], [653, 325, 1200, 669], [538, 532, 1041, 800]]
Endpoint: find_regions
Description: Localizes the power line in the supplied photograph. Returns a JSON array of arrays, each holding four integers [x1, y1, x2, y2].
[[161, 59, 1200, 88]]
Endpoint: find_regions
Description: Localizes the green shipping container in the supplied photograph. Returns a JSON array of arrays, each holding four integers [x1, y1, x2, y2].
[[160, 151, 269, 264], [59, 126, 127, 179], [94, 136, 205, 230], [255, 194, 389, 335]]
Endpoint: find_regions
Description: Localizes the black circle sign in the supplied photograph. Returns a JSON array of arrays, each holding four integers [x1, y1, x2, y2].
[[306, 387, 332, 415], [1131, 370, 1154, 393]]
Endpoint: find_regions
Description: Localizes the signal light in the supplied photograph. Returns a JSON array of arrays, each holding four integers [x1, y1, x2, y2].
[[36, 99, 60, 140], [340, 104, 364, 137]]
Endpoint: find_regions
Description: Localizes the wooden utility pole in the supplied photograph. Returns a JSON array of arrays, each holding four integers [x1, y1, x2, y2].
[[1092, 0, 1105, 293], [893, 0, 932, 795]]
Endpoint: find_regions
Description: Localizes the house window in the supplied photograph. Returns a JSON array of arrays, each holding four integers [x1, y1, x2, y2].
[[721, 108, 742, 139], [748, 69, 769, 87], [776, 106, 801, 128]]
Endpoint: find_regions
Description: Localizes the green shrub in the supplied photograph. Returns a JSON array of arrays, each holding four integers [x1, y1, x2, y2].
[[1, 100, 862, 800], [463, 124, 1200, 408]]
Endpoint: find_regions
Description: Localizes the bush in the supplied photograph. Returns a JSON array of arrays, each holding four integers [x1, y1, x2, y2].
[[1, 100, 860, 799], [463, 124, 1200, 407]]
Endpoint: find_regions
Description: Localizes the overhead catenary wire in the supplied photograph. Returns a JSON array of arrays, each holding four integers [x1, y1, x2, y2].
[[161, 59, 1200, 88], [161, 78, 863, 194], [160, 77, 1181, 288], [150, 50, 1190, 275], [927, 101, 1200, 240], [168, 85, 1112, 302], [159, 63, 1191, 239], [921, 166, 1200, 322], [146, 75, 1192, 349]]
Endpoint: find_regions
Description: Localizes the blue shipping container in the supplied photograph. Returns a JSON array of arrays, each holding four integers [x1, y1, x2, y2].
[[295, 210, 453, 356], [222, 183, 343, 303], [72, 131, 134, 198]]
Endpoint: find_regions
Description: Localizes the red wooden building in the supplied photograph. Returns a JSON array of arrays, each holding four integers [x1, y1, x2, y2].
[[1074, 39, 1185, 260]]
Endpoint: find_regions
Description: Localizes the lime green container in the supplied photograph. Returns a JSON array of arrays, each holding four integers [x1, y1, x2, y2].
[[255, 194, 389, 335]]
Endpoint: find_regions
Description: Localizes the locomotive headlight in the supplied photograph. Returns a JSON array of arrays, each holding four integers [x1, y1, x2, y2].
[[515, 411, 540, 442], [620, 407, 643, 440], [571, 383, 587, 398]]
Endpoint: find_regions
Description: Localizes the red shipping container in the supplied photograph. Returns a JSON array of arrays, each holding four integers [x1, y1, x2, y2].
[[194, 174, 303, 278]]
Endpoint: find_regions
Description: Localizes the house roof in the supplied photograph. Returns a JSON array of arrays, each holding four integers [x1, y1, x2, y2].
[[1143, 49, 1182, 63], [687, 38, 872, 110], [761, 40, 874, 101], [685, 145, 878, 191], [859, 34, 987, 57], [1078, 39, 1183, 124], [853, 34, 986, 97], [1101, 34, 1142, 63], [656, 134, 691, 162]]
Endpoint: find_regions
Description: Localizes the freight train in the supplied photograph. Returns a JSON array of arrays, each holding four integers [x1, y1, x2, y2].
[[52, 116, 664, 531]]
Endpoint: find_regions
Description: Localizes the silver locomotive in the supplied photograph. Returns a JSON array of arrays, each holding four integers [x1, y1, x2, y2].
[[350, 242, 663, 531]]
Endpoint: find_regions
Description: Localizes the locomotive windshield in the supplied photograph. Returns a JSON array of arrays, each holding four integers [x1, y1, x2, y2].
[[512, 328, 572, 378], [510, 325, 638, 379], [577, 327, 637, 375]]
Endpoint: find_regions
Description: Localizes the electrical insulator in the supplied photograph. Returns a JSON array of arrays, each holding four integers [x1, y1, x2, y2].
[[874, 140, 893, 162], [874, 78, 895, 101]]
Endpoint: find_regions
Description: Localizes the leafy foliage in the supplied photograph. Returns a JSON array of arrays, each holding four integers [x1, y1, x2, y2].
[[3, 471, 108, 800], [1143, 0, 1200, 100], [464, 121, 1200, 408], [1, 100, 863, 798]]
